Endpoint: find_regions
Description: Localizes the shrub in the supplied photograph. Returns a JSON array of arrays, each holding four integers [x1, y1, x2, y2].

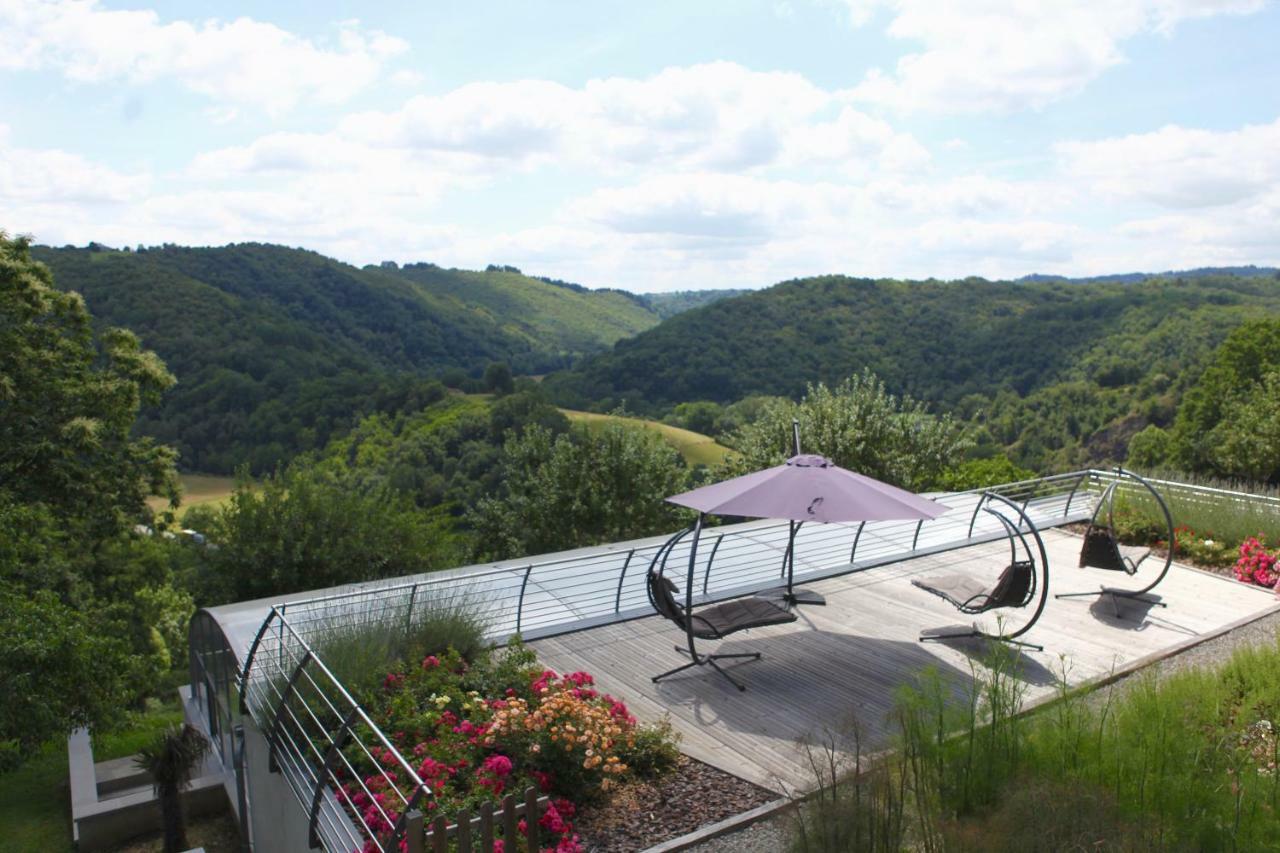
[[622, 717, 682, 779]]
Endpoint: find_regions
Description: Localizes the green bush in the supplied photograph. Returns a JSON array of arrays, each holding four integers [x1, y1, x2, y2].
[[622, 717, 682, 779]]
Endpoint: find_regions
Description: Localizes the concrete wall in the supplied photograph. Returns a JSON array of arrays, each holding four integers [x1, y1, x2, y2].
[[242, 721, 316, 852], [68, 728, 228, 853]]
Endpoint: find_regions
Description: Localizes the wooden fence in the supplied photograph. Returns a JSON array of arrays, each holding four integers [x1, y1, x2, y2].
[[406, 787, 551, 853]]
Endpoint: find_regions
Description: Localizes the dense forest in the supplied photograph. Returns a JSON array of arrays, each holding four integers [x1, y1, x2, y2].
[[544, 272, 1280, 471], [33, 243, 664, 472]]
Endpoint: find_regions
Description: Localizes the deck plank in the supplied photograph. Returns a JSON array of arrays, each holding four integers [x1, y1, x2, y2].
[[531, 529, 1278, 793]]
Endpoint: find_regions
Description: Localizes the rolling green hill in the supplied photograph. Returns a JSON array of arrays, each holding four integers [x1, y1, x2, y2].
[[385, 263, 656, 355], [32, 243, 665, 472], [544, 272, 1280, 470]]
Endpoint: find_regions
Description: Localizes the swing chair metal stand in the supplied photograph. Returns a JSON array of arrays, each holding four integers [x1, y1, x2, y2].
[[1055, 467, 1174, 618], [915, 492, 1051, 652], [651, 648, 763, 692]]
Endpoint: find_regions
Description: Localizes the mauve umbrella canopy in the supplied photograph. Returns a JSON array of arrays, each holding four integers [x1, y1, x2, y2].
[[666, 454, 946, 523]]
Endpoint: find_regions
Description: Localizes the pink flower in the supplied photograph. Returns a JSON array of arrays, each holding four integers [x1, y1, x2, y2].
[[422, 655, 441, 669], [483, 754, 513, 777], [539, 803, 566, 834]]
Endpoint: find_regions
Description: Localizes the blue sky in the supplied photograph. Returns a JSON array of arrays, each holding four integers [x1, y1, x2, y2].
[[2, 0, 1278, 291]]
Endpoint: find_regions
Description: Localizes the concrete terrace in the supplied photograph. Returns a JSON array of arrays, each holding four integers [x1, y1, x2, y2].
[[531, 528, 1280, 793]]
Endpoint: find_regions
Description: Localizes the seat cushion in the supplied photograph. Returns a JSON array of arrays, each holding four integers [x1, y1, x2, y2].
[[913, 574, 992, 612], [688, 596, 797, 639]]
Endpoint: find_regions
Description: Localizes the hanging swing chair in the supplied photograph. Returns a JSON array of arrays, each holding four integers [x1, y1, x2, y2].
[[912, 491, 1050, 651], [646, 518, 798, 691], [1056, 467, 1174, 614]]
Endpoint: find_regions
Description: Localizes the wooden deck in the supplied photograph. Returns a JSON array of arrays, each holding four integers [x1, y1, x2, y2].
[[531, 529, 1280, 793]]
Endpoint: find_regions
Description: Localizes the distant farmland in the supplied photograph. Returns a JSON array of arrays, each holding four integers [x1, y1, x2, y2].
[[146, 473, 239, 521], [560, 409, 733, 468]]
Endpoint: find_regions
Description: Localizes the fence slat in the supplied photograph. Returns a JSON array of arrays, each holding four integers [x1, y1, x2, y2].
[[405, 810, 424, 853], [479, 801, 494, 849], [431, 815, 449, 853], [457, 806, 472, 853], [501, 793, 517, 848], [524, 787, 540, 850]]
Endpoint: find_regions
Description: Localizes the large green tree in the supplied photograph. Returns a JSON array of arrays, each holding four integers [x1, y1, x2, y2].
[[187, 465, 460, 606], [469, 423, 691, 560], [1167, 317, 1280, 479], [0, 232, 183, 766], [721, 370, 971, 491]]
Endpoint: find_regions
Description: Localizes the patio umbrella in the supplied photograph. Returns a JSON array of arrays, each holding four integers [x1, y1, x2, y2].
[[666, 422, 946, 605]]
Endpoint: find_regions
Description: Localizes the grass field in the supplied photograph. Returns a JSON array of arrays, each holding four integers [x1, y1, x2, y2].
[[560, 409, 734, 467], [146, 474, 239, 521], [0, 702, 183, 853]]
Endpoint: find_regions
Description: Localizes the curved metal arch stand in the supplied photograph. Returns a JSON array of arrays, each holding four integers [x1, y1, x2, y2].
[[1056, 467, 1174, 615], [646, 516, 768, 692], [919, 491, 1051, 652]]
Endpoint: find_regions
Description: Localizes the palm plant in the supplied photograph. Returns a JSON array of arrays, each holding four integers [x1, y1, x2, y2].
[[134, 724, 211, 852]]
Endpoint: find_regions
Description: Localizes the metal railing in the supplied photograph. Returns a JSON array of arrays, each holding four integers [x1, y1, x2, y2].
[[232, 467, 1280, 851], [240, 607, 431, 852]]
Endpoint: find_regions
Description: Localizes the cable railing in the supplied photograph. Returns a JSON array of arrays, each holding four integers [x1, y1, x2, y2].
[[233, 467, 1280, 851]]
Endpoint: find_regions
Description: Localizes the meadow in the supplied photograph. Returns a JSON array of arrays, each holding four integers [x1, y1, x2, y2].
[[560, 408, 734, 467], [145, 474, 239, 522]]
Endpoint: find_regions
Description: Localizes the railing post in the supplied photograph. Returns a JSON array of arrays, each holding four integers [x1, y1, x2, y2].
[[1063, 470, 1089, 518], [267, 649, 312, 774], [515, 565, 534, 634], [307, 707, 361, 849], [849, 521, 865, 564], [702, 534, 725, 595], [966, 493, 989, 539], [238, 607, 279, 715], [613, 549, 637, 613], [404, 583, 419, 634]]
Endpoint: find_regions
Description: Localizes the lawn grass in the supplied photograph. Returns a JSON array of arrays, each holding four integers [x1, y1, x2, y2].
[[0, 701, 185, 853], [146, 473, 240, 522], [0, 738, 73, 853], [560, 409, 734, 467]]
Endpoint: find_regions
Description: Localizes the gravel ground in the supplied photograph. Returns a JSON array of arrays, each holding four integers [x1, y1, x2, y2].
[[680, 604, 1280, 853], [575, 755, 775, 852]]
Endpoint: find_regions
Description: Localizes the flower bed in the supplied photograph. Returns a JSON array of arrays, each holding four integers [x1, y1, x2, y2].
[[1234, 536, 1280, 590], [337, 641, 680, 852]]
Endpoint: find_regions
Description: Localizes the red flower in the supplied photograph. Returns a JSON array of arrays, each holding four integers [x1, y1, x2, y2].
[[483, 754, 513, 777]]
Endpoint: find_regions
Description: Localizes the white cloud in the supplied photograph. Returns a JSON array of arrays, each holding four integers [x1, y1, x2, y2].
[[1056, 117, 1280, 208], [0, 1, 407, 113], [338, 62, 927, 175], [844, 0, 1265, 113], [0, 130, 149, 204]]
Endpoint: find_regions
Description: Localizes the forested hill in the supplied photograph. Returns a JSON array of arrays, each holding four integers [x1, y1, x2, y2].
[[33, 243, 663, 471], [542, 272, 1280, 467]]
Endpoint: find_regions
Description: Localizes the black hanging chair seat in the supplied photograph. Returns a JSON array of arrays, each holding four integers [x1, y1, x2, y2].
[[649, 574, 797, 640], [913, 559, 1035, 615], [912, 493, 1050, 651], [1079, 526, 1151, 575]]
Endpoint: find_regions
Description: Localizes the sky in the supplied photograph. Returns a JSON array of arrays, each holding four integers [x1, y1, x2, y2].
[[2, 0, 1279, 292]]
